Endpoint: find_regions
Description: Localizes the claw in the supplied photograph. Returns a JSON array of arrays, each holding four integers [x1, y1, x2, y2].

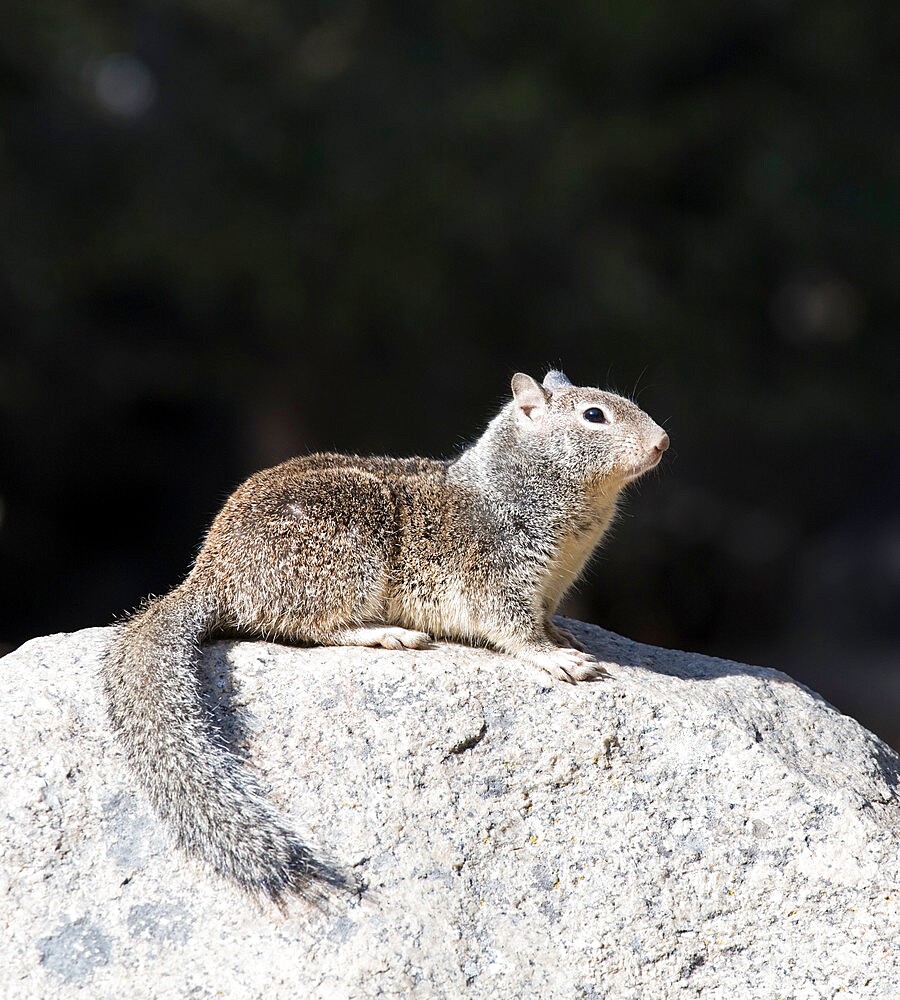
[[523, 645, 609, 684], [548, 623, 586, 652]]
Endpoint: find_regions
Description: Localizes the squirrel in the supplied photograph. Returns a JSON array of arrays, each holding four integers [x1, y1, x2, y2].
[[102, 369, 669, 903]]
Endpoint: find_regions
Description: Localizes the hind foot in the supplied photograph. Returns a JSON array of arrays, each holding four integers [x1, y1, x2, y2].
[[329, 626, 433, 650]]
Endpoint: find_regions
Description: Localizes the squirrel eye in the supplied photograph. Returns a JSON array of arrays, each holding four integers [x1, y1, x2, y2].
[[582, 407, 607, 424]]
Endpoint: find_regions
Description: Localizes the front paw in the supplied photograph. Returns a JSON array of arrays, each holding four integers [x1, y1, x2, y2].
[[524, 646, 611, 684], [547, 621, 586, 652]]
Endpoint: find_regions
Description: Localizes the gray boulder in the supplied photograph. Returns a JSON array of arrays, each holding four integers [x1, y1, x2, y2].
[[1, 622, 897, 999]]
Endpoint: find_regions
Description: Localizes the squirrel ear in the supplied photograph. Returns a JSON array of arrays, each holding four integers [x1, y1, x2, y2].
[[511, 373, 550, 422], [542, 369, 573, 391]]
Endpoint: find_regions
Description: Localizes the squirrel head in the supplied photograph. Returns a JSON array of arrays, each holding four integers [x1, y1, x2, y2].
[[509, 370, 670, 490]]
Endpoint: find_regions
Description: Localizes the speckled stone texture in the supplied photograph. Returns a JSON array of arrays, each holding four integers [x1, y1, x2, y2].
[[1, 623, 898, 999]]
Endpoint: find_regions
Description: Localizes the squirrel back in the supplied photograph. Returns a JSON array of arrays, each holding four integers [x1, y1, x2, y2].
[[102, 369, 668, 901]]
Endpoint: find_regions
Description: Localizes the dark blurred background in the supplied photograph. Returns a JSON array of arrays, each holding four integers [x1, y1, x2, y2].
[[1, 2, 898, 748]]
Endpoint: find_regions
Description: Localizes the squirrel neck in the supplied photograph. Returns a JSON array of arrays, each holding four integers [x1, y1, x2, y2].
[[448, 403, 618, 526]]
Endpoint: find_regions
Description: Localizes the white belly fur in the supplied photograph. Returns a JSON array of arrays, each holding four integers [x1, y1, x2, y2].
[[544, 509, 616, 613]]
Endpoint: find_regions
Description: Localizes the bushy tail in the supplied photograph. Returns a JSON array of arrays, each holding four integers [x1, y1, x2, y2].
[[102, 584, 348, 903]]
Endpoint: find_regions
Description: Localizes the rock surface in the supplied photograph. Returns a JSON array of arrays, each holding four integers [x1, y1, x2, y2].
[[1, 622, 898, 999]]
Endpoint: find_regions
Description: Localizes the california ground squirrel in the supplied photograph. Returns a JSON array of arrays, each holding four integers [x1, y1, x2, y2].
[[102, 370, 669, 902]]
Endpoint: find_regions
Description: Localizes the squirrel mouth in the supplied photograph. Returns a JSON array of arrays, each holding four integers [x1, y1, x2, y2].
[[625, 447, 665, 482]]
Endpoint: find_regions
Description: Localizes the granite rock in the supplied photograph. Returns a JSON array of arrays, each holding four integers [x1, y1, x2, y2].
[[1, 622, 898, 999]]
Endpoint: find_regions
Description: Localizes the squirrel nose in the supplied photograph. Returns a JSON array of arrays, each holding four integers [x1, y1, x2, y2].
[[654, 433, 670, 455]]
